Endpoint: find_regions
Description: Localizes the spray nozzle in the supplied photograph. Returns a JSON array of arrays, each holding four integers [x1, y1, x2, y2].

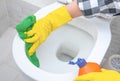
[[69, 58, 87, 68]]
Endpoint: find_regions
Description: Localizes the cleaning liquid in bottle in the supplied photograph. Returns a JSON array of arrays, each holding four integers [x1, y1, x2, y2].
[[69, 58, 101, 76]]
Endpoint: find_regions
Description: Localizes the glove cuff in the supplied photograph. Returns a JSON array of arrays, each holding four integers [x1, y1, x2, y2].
[[46, 6, 72, 31]]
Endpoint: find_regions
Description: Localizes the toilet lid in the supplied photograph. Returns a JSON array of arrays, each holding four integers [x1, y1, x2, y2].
[[12, 34, 77, 81]]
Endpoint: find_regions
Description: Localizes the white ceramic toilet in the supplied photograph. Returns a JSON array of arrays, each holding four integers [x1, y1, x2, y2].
[[12, 2, 111, 81]]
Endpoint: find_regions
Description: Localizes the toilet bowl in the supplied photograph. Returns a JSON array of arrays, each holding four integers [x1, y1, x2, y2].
[[12, 2, 111, 81]]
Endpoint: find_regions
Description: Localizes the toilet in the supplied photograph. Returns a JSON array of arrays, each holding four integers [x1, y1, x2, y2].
[[12, 2, 111, 81]]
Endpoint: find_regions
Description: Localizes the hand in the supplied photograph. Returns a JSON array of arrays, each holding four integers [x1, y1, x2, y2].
[[74, 68, 120, 81], [24, 6, 72, 56], [16, 15, 40, 67]]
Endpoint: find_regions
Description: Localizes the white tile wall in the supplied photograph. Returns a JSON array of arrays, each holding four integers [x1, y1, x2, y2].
[[0, 28, 16, 64], [0, 0, 9, 36], [0, 64, 19, 81], [22, 0, 57, 7], [6, 0, 39, 28]]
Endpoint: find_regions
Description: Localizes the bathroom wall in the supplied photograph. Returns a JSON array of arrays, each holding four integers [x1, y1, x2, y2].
[[22, 0, 57, 7], [0, 0, 9, 36], [5, 0, 40, 28]]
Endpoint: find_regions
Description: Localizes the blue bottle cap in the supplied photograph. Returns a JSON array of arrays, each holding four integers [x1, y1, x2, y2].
[[69, 58, 87, 68]]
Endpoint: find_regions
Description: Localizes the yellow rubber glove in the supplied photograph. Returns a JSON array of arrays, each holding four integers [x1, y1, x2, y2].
[[74, 68, 120, 81], [24, 6, 72, 56]]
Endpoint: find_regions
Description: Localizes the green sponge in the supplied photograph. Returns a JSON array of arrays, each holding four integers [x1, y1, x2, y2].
[[16, 15, 40, 67]]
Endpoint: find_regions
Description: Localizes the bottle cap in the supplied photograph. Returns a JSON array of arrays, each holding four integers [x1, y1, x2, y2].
[[69, 58, 87, 68]]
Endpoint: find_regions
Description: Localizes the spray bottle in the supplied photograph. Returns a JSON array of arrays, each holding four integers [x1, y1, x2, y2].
[[69, 58, 101, 76]]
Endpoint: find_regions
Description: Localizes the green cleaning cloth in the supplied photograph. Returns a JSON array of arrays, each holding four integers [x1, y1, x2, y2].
[[16, 15, 40, 67]]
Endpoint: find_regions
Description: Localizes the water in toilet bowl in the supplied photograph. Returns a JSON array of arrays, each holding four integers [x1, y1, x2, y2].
[[36, 24, 95, 74]]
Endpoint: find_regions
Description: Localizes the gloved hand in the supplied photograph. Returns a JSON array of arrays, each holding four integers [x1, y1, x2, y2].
[[74, 68, 120, 81], [16, 15, 40, 67], [24, 6, 72, 56]]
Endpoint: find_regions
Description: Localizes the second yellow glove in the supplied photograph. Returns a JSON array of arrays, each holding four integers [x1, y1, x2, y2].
[[24, 6, 72, 56], [74, 68, 120, 81]]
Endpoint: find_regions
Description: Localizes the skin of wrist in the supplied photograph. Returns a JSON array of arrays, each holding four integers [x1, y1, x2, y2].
[[66, 0, 82, 18]]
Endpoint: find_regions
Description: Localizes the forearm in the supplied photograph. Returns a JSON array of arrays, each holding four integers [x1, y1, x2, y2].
[[65, 0, 120, 18], [65, 0, 83, 18]]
